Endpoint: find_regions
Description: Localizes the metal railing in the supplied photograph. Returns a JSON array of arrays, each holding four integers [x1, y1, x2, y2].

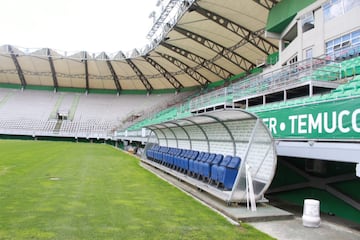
[[189, 57, 341, 112], [120, 90, 196, 130]]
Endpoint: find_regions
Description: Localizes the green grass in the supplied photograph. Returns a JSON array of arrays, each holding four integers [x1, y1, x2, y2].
[[0, 140, 273, 240]]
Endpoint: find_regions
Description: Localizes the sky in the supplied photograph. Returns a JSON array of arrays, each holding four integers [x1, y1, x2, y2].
[[0, 0, 161, 53]]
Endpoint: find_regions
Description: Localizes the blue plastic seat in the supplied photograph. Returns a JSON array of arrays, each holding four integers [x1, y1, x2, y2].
[[164, 147, 180, 167], [168, 148, 176, 165], [194, 153, 209, 177], [201, 154, 223, 180], [188, 151, 199, 173], [191, 151, 199, 160], [189, 152, 204, 175], [181, 150, 199, 173], [153, 147, 161, 162], [217, 156, 241, 190], [157, 146, 167, 164], [173, 149, 184, 170], [171, 148, 183, 167], [145, 145, 154, 160], [199, 153, 216, 179], [210, 155, 232, 184], [196, 153, 214, 177], [146, 144, 160, 161], [178, 150, 189, 171], [162, 151, 170, 166]]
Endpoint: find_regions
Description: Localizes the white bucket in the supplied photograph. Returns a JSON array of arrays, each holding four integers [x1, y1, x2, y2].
[[302, 199, 321, 227]]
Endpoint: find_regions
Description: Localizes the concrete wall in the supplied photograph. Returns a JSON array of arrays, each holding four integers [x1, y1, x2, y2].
[[278, 0, 360, 65], [323, 4, 360, 41]]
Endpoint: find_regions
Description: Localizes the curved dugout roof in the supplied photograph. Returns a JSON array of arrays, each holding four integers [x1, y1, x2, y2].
[[0, 0, 280, 93], [145, 109, 277, 202], [147, 109, 260, 156]]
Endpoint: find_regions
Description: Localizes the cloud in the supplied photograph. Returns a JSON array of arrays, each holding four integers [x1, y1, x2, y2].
[[0, 0, 158, 53]]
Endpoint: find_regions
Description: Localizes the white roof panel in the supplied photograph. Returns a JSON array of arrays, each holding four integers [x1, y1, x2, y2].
[[0, 0, 280, 92]]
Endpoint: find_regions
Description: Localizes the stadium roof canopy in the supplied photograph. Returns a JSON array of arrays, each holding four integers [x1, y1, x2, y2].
[[0, 0, 281, 94]]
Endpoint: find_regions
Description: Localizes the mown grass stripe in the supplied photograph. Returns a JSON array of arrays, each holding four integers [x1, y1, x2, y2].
[[0, 140, 273, 240]]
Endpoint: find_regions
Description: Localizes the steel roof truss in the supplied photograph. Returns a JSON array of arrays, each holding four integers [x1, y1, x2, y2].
[[156, 51, 210, 86], [47, 48, 58, 90], [8, 45, 26, 88], [104, 55, 122, 93], [126, 59, 153, 92], [161, 42, 232, 79], [252, 0, 278, 10], [144, 55, 183, 90], [194, 5, 278, 55], [174, 26, 256, 72], [82, 52, 90, 92], [117, 52, 153, 92]]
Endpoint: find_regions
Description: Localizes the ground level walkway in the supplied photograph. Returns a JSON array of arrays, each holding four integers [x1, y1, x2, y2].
[[140, 160, 360, 240], [251, 217, 359, 240]]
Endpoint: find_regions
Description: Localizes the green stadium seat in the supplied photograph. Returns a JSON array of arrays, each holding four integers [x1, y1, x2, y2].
[[352, 87, 360, 96], [353, 75, 360, 81], [307, 95, 324, 103], [345, 81, 360, 90], [303, 96, 313, 104], [332, 86, 344, 93], [329, 92, 342, 99], [276, 101, 288, 108], [286, 98, 304, 106], [266, 102, 280, 110], [345, 68, 355, 78], [355, 65, 360, 75], [300, 76, 313, 82]]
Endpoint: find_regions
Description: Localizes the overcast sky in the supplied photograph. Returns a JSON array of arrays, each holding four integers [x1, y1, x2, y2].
[[0, 0, 160, 53]]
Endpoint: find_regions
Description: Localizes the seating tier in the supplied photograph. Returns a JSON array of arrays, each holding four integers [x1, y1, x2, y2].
[[146, 144, 242, 190]]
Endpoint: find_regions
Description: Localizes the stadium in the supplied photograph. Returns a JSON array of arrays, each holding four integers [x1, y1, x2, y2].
[[0, 0, 359, 239]]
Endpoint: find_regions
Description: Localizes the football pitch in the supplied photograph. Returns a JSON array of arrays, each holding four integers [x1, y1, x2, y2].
[[0, 140, 273, 240]]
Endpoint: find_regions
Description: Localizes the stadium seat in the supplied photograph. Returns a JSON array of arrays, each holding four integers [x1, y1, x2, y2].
[[194, 152, 210, 177], [177, 150, 188, 171], [201, 154, 223, 181], [198, 153, 216, 180], [189, 151, 204, 176], [146, 145, 153, 159], [163, 147, 181, 167], [189, 151, 199, 173], [162, 149, 171, 165], [173, 149, 188, 171], [217, 156, 241, 190], [154, 146, 168, 164], [180, 150, 199, 173], [146, 144, 160, 161], [210, 155, 232, 185]]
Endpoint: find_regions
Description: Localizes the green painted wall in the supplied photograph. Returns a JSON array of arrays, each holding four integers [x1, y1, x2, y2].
[[266, 0, 316, 33], [26, 85, 54, 91], [255, 97, 360, 140], [0, 83, 22, 89], [269, 187, 360, 223], [57, 87, 86, 93], [269, 158, 360, 224], [88, 88, 118, 94], [207, 79, 225, 89], [267, 52, 279, 65], [0, 134, 33, 140]]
